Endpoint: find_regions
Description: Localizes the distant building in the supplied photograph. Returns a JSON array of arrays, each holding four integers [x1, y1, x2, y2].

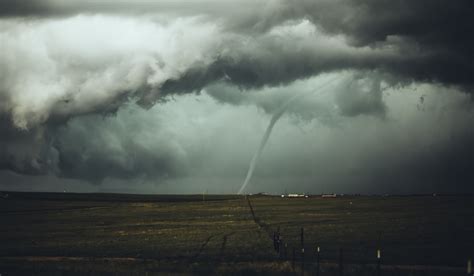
[[282, 193, 308, 198], [321, 193, 337, 198]]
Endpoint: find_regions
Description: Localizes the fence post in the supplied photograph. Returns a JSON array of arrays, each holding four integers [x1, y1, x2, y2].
[[301, 246, 305, 276], [339, 247, 344, 276], [301, 227, 304, 275], [316, 245, 320, 276], [468, 258, 472, 275], [377, 249, 381, 276]]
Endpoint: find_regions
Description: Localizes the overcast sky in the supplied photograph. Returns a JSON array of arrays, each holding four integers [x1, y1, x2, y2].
[[1, 0, 473, 194]]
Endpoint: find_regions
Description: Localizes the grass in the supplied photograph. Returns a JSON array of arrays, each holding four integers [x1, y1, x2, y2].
[[0, 192, 472, 275]]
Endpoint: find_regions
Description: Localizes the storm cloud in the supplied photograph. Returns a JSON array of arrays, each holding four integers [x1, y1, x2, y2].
[[0, 1, 473, 193]]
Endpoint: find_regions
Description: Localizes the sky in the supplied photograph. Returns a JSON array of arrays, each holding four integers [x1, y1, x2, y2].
[[0, 0, 473, 194]]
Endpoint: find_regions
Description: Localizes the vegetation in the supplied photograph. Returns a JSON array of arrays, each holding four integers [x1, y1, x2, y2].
[[0, 192, 472, 275]]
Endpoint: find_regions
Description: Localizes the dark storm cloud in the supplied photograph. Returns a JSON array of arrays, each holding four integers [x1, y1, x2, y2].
[[160, 0, 474, 91], [0, 115, 58, 175], [1, 84, 474, 193], [2, 0, 472, 89], [280, 0, 474, 88], [205, 71, 386, 120], [0, 0, 473, 192], [1, 0, 472, 130], [53, 111, 186, 183], [334, 73, 386, 117], [0, 0, 256, 18]]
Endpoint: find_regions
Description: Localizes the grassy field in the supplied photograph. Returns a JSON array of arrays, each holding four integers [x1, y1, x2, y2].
[[0, 192, 473, 275]]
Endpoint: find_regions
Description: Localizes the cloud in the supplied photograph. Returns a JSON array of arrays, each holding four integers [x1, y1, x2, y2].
[[0, 1, 473, 193], [334, 73, 386, 117], [2, 0, 472, 86], [1, 7, 471, 130], [0, 115, 58, 175], [2, 75, 473, 194], [49, 93, 264, 183], [0, 15, 220, 129], [54, 109, 185, 183]]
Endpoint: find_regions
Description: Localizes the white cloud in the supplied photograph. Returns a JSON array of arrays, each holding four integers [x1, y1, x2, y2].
[[0, 15, 221, 128]]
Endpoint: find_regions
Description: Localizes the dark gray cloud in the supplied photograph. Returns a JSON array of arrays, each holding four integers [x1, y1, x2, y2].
[[3, 84, 473, 194], [53, 108, 187, 183], [0, 1, 473, 193], [160, 0, 474, 92], [1, 1, 471, 130], [2, 0, 472, 89], [205, 71, 386, 120], [0, 115, 58, 175], [289, 0, 474, 88], [0, 0, 263, 19], [334, 73, 386, 117]]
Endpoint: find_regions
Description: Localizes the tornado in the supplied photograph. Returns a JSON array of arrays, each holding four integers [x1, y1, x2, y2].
[[237, 77, 338, 195]]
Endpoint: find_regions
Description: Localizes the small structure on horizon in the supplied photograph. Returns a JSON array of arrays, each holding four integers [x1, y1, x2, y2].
[[281, 193, 308, 198], [321, 193, 337, 198]]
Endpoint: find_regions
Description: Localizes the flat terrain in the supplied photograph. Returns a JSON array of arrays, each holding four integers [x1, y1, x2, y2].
[[0, 192, 473, 275]]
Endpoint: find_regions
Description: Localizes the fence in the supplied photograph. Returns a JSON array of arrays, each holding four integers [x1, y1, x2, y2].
[[246, 196, 472, 276], [270, 227, 472, 276]]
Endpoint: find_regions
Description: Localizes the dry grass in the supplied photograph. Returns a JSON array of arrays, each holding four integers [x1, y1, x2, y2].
[[0, 192, 472, 275]]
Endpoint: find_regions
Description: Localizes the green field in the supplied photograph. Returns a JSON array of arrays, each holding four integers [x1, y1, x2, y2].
[[0, 192, 473, 275]]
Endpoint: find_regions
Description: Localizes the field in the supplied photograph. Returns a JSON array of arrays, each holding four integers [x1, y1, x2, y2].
[[0, 192, 473, 275]]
